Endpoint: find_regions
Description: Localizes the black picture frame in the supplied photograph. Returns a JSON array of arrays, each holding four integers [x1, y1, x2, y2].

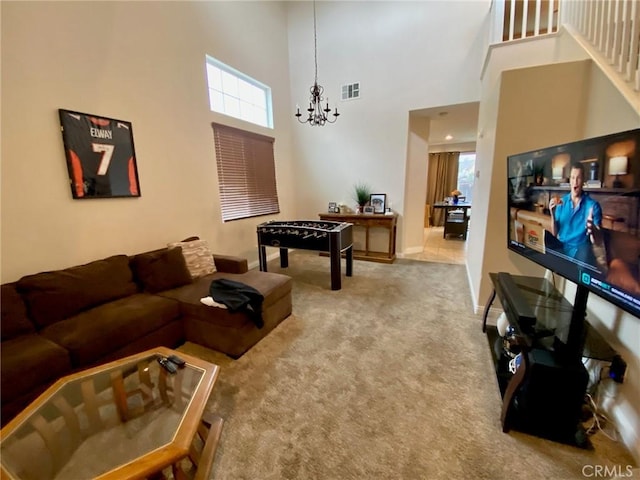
[[59, 109, 141, 199], [328, 202, 337, 213], [370, 193, 386, 213], [363, 205, 375, 214]]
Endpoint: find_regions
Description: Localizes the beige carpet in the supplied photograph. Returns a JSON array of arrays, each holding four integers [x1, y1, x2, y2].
[[179, 251, 637, 480]]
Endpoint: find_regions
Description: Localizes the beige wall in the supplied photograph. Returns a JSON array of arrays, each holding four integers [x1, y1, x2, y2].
[[1, 1, 296, 282], [478, 60, 590, 304]]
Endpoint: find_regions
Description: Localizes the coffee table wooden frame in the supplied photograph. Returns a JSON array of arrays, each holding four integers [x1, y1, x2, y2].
[[0, 347, 220, 480]]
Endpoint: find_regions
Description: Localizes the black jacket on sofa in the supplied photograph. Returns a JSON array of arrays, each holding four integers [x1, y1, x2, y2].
[[209, 279, 264, 328]]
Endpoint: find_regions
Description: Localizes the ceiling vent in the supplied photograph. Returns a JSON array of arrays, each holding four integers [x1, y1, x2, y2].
[[341, 82, 360, 101]]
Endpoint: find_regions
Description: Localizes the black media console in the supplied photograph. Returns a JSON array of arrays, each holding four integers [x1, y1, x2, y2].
[[482, 273, 616, 448]]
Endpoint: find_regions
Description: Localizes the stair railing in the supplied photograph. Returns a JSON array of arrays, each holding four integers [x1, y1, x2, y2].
[[489, 0, 640, 113]]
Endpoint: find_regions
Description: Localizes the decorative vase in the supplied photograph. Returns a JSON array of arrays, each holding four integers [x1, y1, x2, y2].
[[453, 195, 459, 204]]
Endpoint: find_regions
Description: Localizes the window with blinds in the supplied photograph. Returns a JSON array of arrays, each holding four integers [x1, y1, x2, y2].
[[212, 123, 280, 222]]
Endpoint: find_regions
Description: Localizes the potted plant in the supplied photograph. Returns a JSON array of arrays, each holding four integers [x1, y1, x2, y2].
[[353, 182, 372, 212]]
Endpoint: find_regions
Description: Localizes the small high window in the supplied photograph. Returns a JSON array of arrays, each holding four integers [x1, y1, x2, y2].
[[457, 152, 476, 203], [205, 56, 273, 128]]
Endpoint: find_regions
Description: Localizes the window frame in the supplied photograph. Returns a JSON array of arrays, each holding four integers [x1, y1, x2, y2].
[[206, 55, 273, 129]]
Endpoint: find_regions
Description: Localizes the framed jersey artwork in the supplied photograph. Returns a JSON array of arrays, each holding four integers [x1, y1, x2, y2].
[[58, 109, 141, 199]]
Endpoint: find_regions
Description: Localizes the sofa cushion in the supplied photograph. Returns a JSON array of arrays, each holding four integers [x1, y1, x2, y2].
[[0, 334, 72, 404], [1, 283, 36, 340], [40, 293, 181, 366], [130, 247, 192, 293], [168, 239, 217, 278], [17, 255, 138, 328], [158, 270, 292, 328]]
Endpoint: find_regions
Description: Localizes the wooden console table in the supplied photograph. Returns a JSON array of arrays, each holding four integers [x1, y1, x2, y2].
[[318, 212, 397, 263]]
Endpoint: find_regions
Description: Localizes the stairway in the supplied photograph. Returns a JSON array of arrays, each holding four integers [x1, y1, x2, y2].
[[490, 0, 639, 115]]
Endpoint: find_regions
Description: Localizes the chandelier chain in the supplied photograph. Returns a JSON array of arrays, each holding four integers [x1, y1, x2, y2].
[[313, 0, 318, 83], [294, 0, 340, 126]]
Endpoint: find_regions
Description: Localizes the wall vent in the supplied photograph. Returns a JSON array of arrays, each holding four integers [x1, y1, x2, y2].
[[341, 82, 360, 101]]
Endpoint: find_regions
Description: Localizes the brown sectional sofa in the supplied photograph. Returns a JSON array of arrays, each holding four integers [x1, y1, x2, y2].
[[1, 244, 292, 425]]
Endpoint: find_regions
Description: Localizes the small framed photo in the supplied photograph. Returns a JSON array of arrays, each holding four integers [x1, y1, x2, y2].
[[369, 193, 386, 214], [363, 205, 375, 214], [328, 202, 337, 213]]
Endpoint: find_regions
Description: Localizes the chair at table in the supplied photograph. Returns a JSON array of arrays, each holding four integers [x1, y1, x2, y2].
[[443, 206, 470, 240]]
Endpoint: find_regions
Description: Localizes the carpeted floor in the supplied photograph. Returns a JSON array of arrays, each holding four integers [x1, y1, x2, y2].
[[179, 251, 637, 480]]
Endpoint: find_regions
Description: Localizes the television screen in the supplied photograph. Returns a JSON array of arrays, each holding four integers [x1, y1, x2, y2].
[[507, 128, 640, 318]]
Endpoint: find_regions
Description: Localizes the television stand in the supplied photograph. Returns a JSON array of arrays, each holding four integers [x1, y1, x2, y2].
[[483, 273, 590, 448]]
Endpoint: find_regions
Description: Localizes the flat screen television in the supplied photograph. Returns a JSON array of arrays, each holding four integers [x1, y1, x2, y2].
[[507, 129, 640, 337]]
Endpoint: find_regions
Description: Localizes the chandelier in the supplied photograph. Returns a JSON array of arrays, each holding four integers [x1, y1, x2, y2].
[[295, 0, 339, 126]]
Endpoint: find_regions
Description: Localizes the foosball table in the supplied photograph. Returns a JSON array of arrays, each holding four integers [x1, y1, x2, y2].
[[256, 220, 353, 290]]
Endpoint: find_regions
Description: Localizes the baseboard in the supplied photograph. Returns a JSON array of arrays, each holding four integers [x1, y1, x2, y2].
[[610, 393, 640, 465], [402, 246, 424, 255]]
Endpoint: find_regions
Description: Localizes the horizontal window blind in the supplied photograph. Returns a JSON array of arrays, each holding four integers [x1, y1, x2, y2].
[[212, 122, 280, 222]]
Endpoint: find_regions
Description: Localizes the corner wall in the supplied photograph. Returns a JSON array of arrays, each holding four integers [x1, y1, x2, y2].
[[473, 36, 640, 461], [403, 114, 430, 254], [286, 1, 491, 254]]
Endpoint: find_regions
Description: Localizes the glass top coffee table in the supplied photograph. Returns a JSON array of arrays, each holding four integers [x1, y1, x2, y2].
[[0, 347, 220, 480]]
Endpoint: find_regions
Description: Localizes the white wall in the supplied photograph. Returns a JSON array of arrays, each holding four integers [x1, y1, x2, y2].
[[1, 1, 296, 282], [404, 114, 430, 253], [286, 1, 491, 253], [430, 142, 477, 154]]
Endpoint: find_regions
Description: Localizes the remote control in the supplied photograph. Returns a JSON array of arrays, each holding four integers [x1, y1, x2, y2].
[[157, 356, 177, 374], [168, 354, 186, 368]]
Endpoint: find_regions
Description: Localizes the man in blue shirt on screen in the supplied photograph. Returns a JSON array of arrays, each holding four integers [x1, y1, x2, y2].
[[548, 162, 604, 267]]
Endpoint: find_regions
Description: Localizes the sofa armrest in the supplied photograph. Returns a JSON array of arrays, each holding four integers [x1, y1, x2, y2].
[[213, 255, 248, 274]]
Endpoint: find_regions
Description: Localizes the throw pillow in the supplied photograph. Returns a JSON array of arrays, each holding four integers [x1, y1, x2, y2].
[[168, 238, 217, 278], [130, 247, 193, 293]]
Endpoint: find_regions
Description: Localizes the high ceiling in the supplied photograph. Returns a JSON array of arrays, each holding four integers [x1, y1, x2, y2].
[[412, 102, 480, 149]]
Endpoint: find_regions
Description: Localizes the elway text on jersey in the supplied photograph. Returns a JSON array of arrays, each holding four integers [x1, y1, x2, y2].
[[89, 127, 113, 140]]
